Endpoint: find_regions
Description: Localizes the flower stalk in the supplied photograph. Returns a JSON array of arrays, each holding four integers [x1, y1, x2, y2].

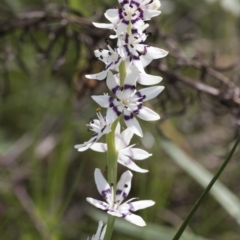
[[104, 62, 126, 240], [172, 134, 240, 240]]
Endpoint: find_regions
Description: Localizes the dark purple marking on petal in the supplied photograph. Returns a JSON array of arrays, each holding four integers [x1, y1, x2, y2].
[[101, 125, 106, 133], [116, 189, 127, 198], [131, 17, 141, 25], [133, 104, 142, 115], [118, 8, 124, 19], [128, 202, 134, 211], [114, 56, 121, 65], [98, 200, 109, 209], [131, 29, 138, 34], [122, 212, 130, 218], [125, 33, 129, 44], [123, 45, 131, 56], [101, 188, 111, 198], [112, 85, 121, 95], [122, 19, 129, 25], [120, 0, 129, 7], [116, 189, 122, 195], [124, 84, 135, 91], [113, 106, 122, 116], [131, 0, 140, 7], [135, 91, 142, 98], [105, 62, 113, 70], [124, 112, 134, 121], [133, 55, 140, 60], [92, 133, 98, 137], [109, 96, 115, 107]]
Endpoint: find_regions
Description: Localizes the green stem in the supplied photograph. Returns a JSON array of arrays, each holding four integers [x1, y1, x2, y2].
[[119, 61, 126, 87], [104, 63, 126, 240], [172, 134, 240, 240], [103, 120, 118, 240]]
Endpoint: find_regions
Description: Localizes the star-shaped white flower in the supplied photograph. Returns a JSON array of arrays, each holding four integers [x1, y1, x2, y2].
[[74, 112, 111, 152], [92, 67, 164, 137], [86, 44, 122, 80], [88, 221, 106, 240], [87, 169, 155, 227], [94, 0, 161, 37], [118, 32, 168, 73], [90, 123, 151, 173]]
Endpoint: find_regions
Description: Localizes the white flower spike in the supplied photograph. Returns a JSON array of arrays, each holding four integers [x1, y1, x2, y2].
[[88, 221, 106, 240], [92, 68, 164, 137], [90, 123, 151, 172], [74, 112, 111, 152], [87, 169, 155, 226]]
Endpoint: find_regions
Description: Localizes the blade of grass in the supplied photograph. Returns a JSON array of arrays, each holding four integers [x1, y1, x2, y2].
[[158, 135, 240, 225]]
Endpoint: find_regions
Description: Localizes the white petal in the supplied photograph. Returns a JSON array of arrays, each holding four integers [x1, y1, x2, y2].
[[137, 106, 160, 121], [92, 95, 111, 108], [143, 9, 161, 20], [90, 143, 107, 152], [118, 156, 148, 173], [74, 142, 92, 152], [94, 169, 112, 204], [133, 58, 145, 73], [106, 71, 119, 93], [128, 200, 155, 211], [121, 147, 152, 160], [139, 86, 164, 102], [106, 106, 122, 124], [107, 209, 122, 217], [123, 213, 146, 227], [117, 21, 128, 35], [137, 72, 162, 85], [147, 46, 168, 59], [86, 197, 109, 210], [118, 46, 129, 60], [124, 109, 143, 137], [105, 9, 119, 23], [115, 170, 133, 204], [140, 47, 168, 67], [74, 136, 98, 152], [117, 128, 133, 150], [94, 221, 103, 239], [92, 22, 114, 29], [85, 70, 108, 80], [124, 66, 138, 86]]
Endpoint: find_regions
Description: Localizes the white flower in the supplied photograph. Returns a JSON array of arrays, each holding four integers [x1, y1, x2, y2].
[[87, 169, 155, 227], [92, 67, 164, 137], [90, 123, 151, 173], [94, 0, 161, 36], [74, 112, 111, 152], [88, 221, 106, 240], [86, 44, 122, 80], [118, 32, 168, 73]]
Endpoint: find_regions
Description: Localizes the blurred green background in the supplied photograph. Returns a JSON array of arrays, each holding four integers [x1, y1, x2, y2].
[[1, 0, 240, 239]]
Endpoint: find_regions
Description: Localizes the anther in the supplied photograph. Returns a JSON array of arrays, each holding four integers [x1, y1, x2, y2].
[[124, 184, 128, 188], [130, 44, 134, 48], [105, 38, 109, 44], [110, 183, 114, 187], [99, 48, 103, 52]]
